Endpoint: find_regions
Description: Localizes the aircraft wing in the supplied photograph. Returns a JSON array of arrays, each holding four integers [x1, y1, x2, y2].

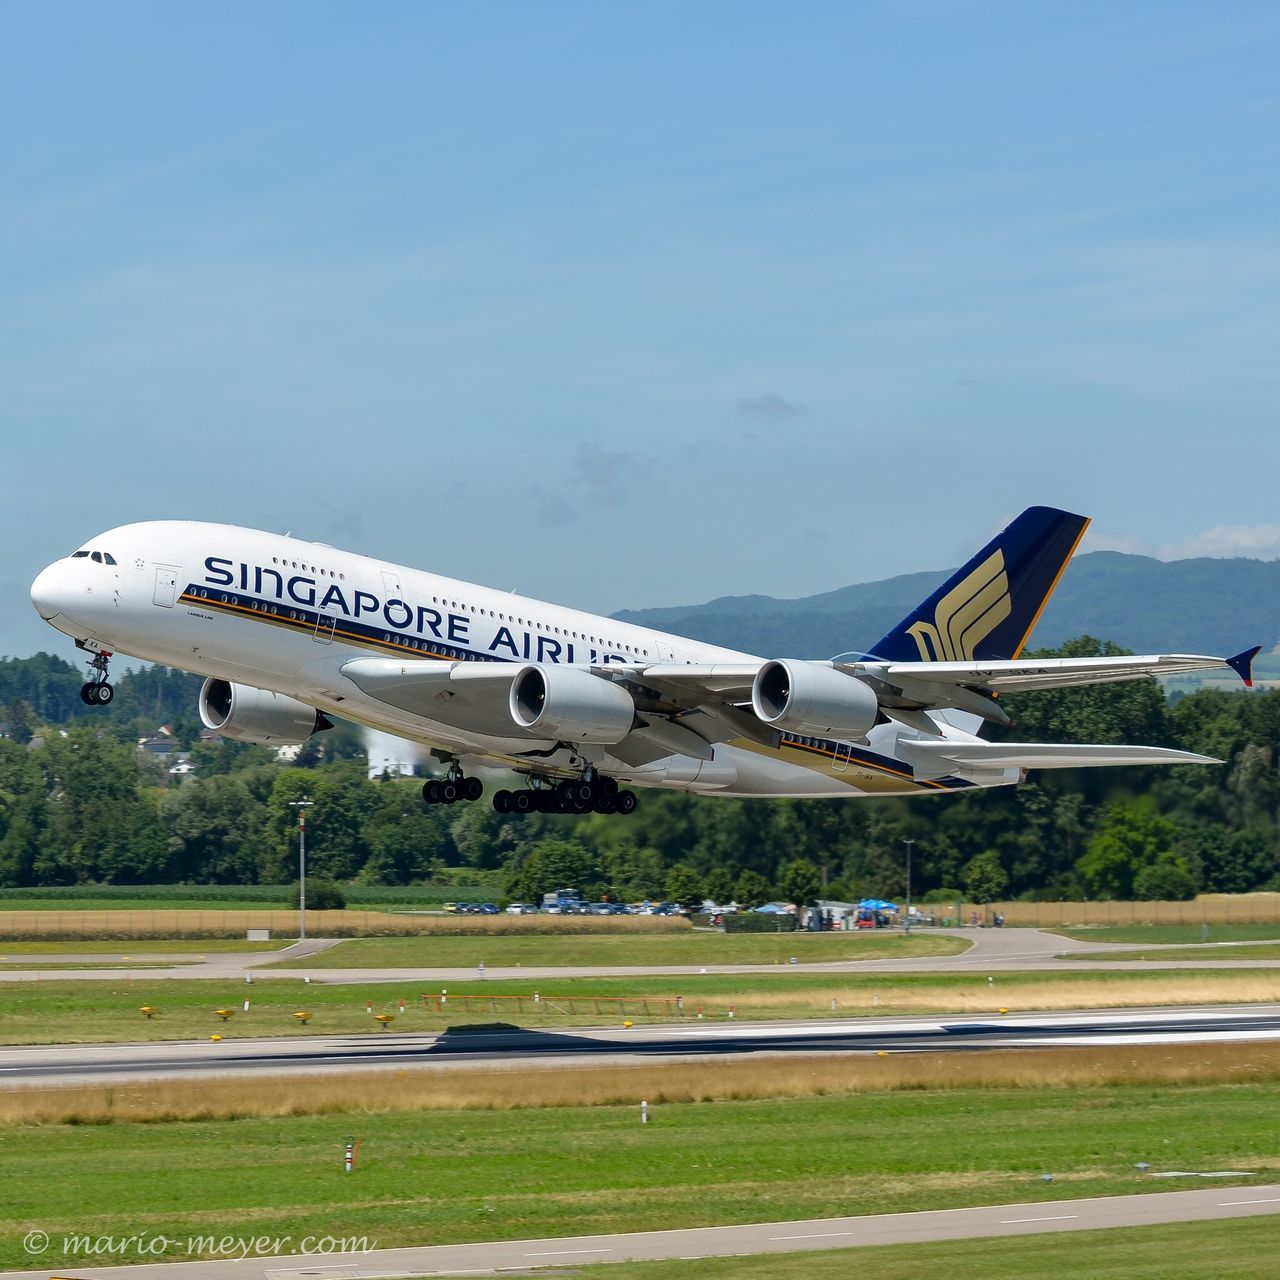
[[898, 739, 1220, 781], [855, 647, 1261, 696]]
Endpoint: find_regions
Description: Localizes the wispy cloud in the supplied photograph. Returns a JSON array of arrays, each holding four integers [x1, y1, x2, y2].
[[1089, 524, 1280, 561], [530, 446, 658, 529], [738, 393, 807, 419]]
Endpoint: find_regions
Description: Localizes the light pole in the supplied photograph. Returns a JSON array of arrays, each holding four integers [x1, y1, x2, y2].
[[289, 798, 313, 942], [902, 838, 914, 932]]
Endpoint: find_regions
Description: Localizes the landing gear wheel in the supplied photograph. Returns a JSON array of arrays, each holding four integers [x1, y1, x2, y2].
[[492, 789, 513, 814], [513, 791, 534, 814], [79, 683, 95, 704], [424, 780, 443, 804], [91, 682, 114, 705], [594, 795, 617, 815], [440, 780, 460, 805], [616, 790, 638, 814], [463, 776, 484, 802]]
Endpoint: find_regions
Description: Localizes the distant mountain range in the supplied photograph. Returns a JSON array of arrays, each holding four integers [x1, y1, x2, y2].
[[613, 552, 1280, 659]]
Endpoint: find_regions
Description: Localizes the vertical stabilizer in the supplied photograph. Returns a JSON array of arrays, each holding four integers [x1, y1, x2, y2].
[[868, 506, 1090, 663]]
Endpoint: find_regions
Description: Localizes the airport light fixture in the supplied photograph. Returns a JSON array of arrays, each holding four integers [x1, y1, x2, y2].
[[289, 797, 314, 941], [902, 838, 915, 933]]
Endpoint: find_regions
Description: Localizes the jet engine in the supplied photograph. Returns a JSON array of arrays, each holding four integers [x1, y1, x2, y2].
[[509, 665, 637, 744], [751, 659, 879, 739], [199, 678, 333, 746]]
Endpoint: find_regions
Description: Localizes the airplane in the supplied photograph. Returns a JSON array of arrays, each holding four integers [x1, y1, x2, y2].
[[30, 506, 1258, 816]]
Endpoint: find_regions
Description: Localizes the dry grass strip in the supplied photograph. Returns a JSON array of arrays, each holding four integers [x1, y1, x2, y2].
[[990, 893, 1280, 927], [5, 1041, 1279, 1126], [0, 910, 691, 941]]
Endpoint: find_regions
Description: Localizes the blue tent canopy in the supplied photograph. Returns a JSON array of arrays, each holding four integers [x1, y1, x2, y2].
[[858, 898, 897, 911]]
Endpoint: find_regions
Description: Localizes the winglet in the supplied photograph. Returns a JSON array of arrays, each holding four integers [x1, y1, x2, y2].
[[1226, 645, 1262, 687]]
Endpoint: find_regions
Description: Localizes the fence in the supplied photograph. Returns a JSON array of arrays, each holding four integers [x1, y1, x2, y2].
[[971, 894, 1280, 928]]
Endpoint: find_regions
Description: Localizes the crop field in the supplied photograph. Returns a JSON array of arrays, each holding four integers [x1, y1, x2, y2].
[[0, 909, 693, 941], [274, 931, 967, 969], [2, 1071, 1278, 1268], [3, 968, 1279, 1044], [571, 1219, 1280, 1280]]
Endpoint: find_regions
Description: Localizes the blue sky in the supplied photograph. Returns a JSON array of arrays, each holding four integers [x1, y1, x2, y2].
[[4, 2, 1280, 660]]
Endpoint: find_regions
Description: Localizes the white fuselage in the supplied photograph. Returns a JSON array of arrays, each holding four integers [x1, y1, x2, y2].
[[30, 522, 1012, 799]]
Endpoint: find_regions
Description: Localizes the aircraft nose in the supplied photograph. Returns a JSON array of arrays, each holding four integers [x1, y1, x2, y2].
[[30, 562, 68, 621]]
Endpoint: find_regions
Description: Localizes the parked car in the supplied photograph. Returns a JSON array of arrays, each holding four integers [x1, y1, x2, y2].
[[478, 903, 500, 914]]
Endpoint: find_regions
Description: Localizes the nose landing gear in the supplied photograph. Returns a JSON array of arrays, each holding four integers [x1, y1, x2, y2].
[[78, 650, 115, 706]]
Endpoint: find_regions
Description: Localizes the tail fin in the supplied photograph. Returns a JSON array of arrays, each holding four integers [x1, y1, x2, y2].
[[867, 506, 1090, 663]]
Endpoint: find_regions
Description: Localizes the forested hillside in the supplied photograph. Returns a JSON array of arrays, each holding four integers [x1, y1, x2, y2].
[[613, 551, 1280, 658], [1, 643, 1276, 905]]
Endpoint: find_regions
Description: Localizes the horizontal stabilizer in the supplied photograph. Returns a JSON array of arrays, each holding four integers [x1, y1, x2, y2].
[[898, 739, 1220, 782]]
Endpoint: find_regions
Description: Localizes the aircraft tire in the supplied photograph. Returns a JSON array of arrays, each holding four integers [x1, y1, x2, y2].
[[424, 780, 442, 804], [512, 791, 534, 814], [440, 780, 460, 804], [492, 789, 512, 814], [463, 776, 483, 802], [616, 790, 638, 814], [92, 683, 114, 705]]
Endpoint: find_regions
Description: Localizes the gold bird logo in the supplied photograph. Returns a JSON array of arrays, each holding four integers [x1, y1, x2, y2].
[[906, 549, 1012, 662]]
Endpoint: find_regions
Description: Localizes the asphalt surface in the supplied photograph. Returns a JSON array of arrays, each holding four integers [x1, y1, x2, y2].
[[6, 1004, 1280, 1085], [5, 927, 1280, 984], [3, 1184, 1279, 1279]]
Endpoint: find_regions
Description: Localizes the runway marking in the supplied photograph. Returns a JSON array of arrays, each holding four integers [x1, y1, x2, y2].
[[1218, 1197, 1280, 1206], [768, 1231, 855, 1240], [997, 1214, 1079, 1224], [523, 1248, 612, 1256]]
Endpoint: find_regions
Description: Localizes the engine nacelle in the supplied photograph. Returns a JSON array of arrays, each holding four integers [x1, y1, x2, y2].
[[509, 665, 637, 744], [751, 659, 879, 739], [199, 678, 333, 746]]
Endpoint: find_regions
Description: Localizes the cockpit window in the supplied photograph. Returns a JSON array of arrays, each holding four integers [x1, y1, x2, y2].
[[91, 552, 103, 563], [72, 550, 90, 558], [103, 553, 117, 565]]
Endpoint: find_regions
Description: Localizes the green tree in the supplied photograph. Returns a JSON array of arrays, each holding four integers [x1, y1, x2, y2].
[[778, 858, 822, 908], [1076, 800, 1182, 900], [733, 868, 773, 908], [664, 862, 706, 912], [962, 851, 1008, 904], [505, 839, 604, 903]]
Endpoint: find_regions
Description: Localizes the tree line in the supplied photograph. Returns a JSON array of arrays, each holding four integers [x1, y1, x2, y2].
[[0, 640, 1276, 904]]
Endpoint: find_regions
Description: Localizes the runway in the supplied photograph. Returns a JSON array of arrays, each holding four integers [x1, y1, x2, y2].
[[2, 1183, 1278, 1280], [6, 1004, 1280, 1085]]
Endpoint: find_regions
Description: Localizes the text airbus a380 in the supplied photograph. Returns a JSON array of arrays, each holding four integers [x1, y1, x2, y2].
[[30, 506, 1257, 816]]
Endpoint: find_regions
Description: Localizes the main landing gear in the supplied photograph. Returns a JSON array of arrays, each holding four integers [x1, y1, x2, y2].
[[79, 649, 115, 706], [492, 775, 637, 817], [422, 766, 484, 806]]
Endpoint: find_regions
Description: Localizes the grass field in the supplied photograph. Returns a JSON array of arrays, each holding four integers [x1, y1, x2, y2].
[[3, 968, 1279, 1044], [2, 1079, 1277, 1268], [1054, 924, 1280, 944], [572, 1220, 1280, 1280], [1078, 944, 1280, 962], [0, 940, 288, 955], [275, 931, 967, 969]]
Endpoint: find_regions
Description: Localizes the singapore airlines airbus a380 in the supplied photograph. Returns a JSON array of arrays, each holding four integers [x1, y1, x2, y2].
[[30, 506, 1257, 816]]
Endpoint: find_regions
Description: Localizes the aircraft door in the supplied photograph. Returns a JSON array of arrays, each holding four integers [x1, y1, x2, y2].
[[153, 567, 179, 608], [831, 740, 853, 773], [313, 609, 337, 644]]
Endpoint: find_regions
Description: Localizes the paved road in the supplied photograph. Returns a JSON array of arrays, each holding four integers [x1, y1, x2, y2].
[[4, 928, 1280, 984], [6, 1005, 1280, 1085], [3, 1184, 1278, 1280]]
